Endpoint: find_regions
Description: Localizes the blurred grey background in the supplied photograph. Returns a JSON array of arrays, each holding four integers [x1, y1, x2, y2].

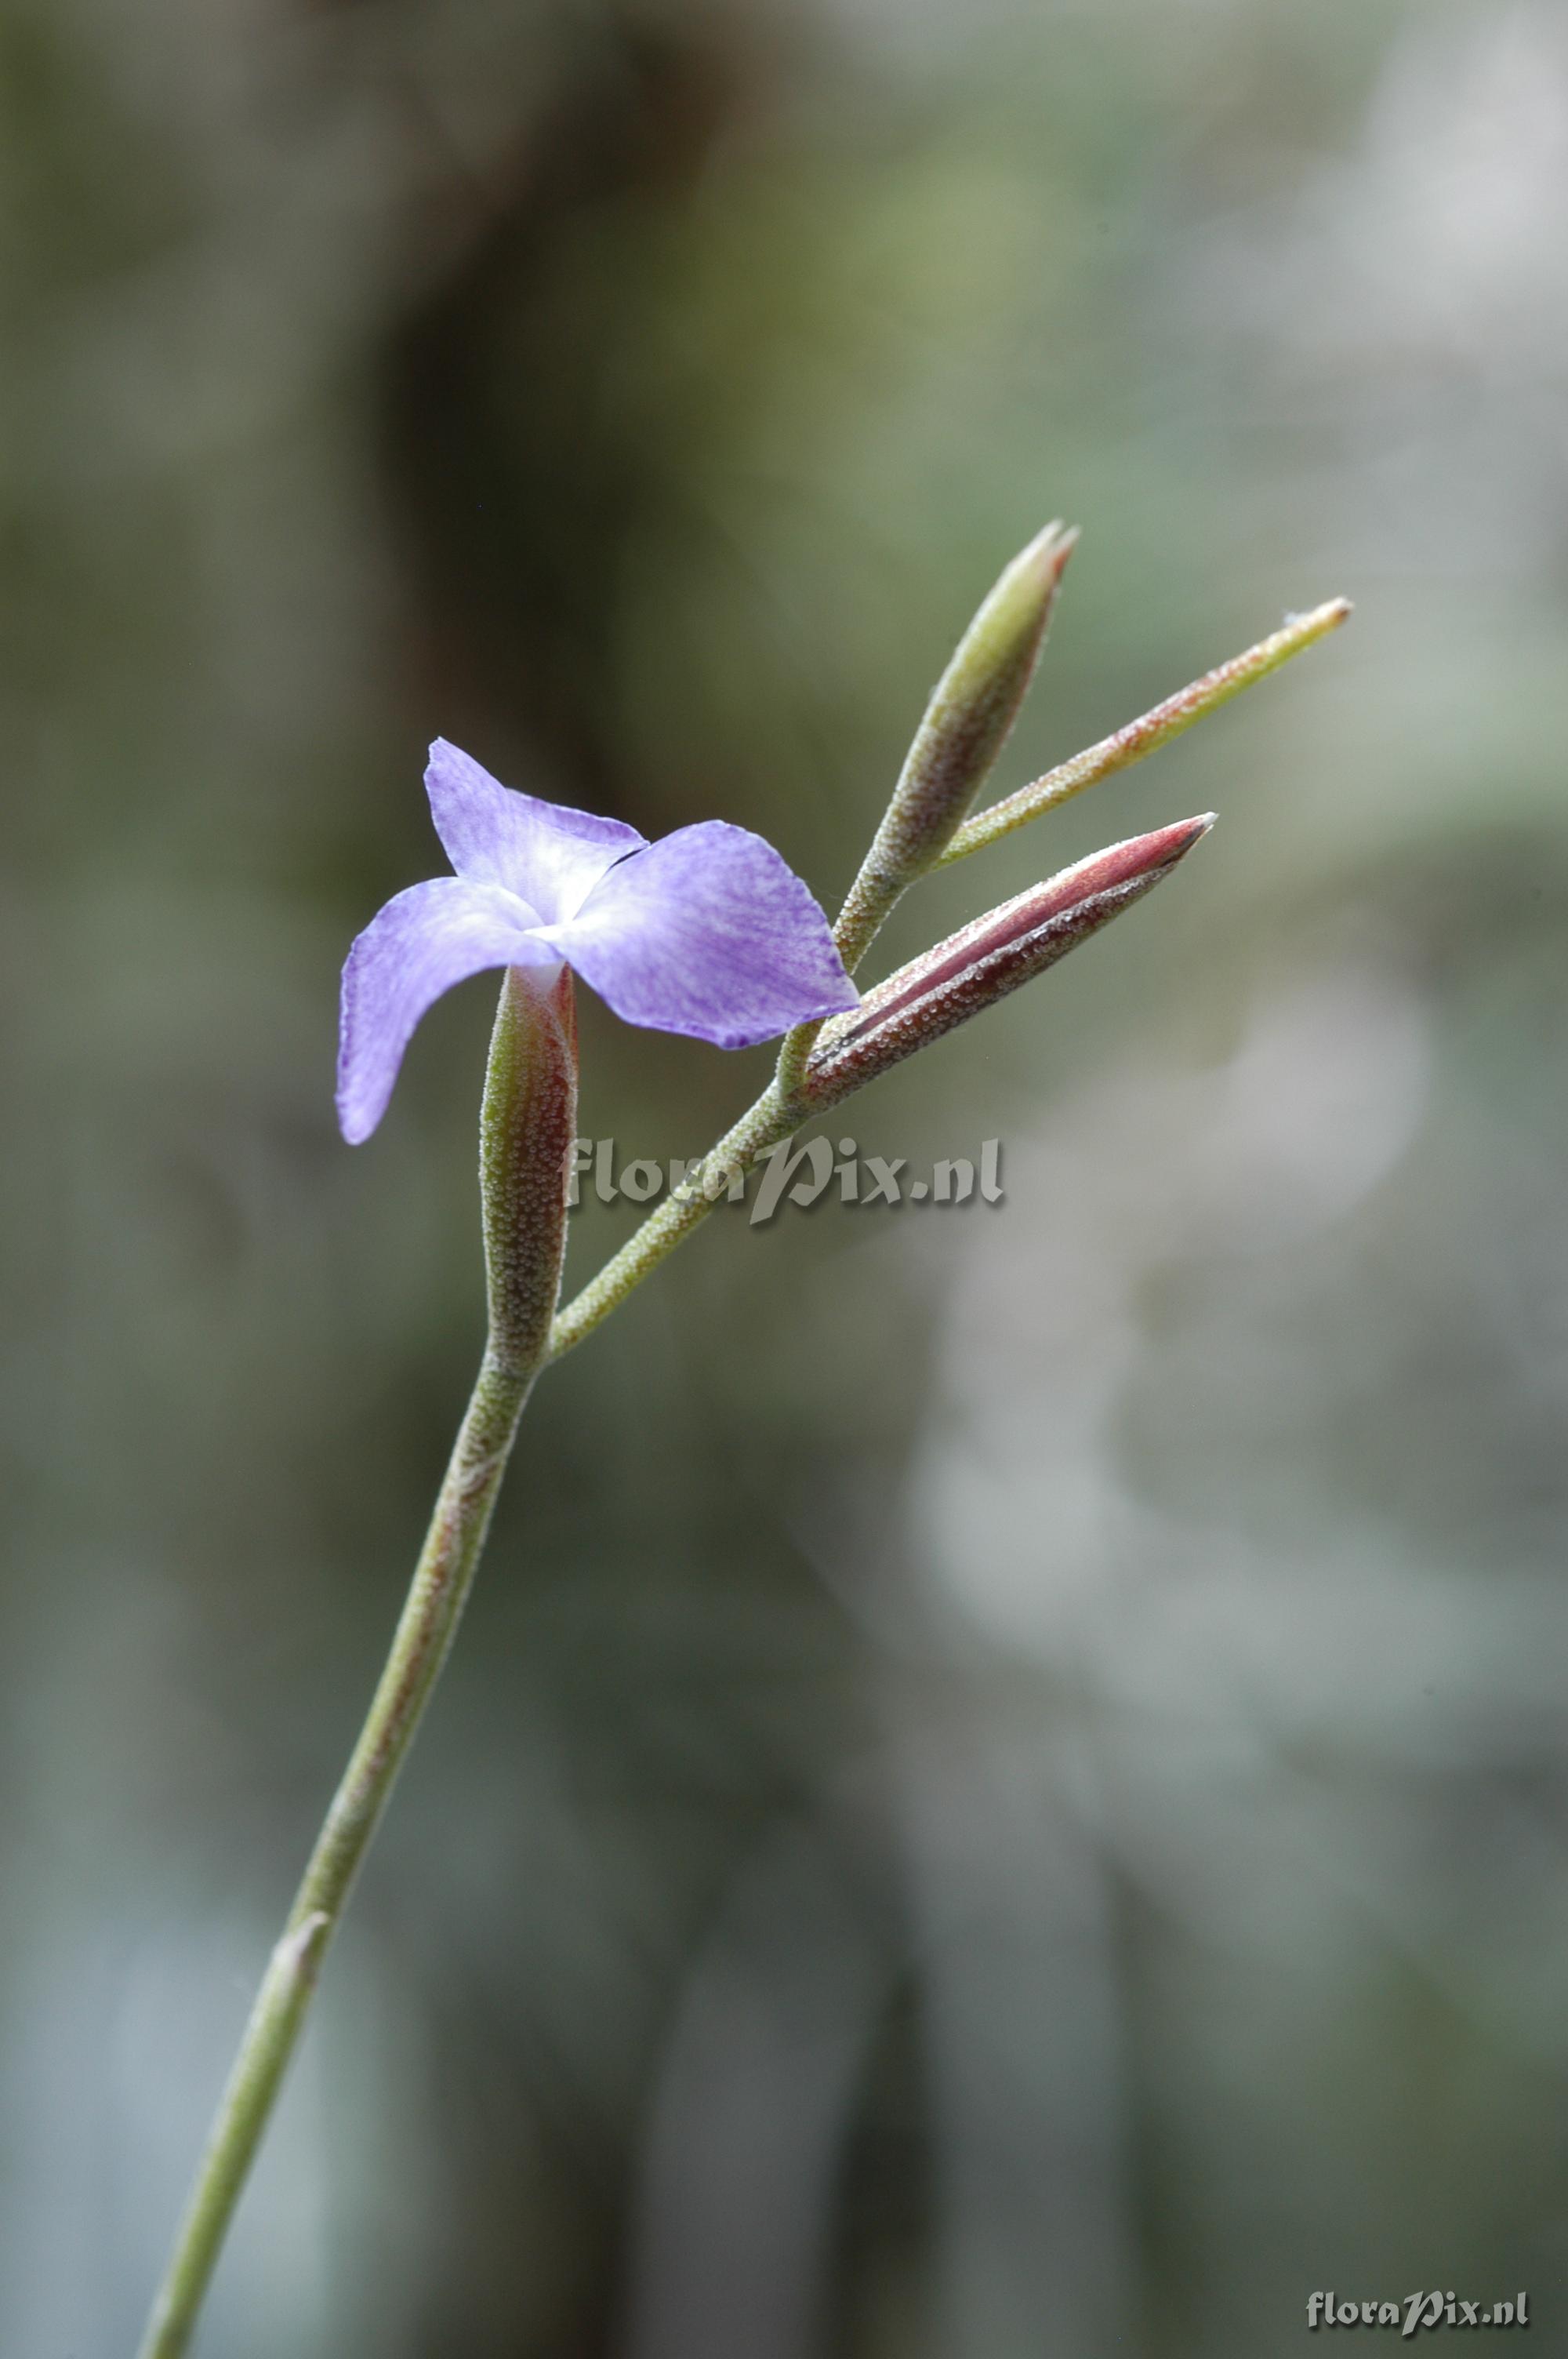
[[3, 0, 1567, 2352]]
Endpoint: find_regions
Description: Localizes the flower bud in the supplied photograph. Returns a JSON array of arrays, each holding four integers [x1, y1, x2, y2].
[[833, 522, 1077, 971], [802, 815, 1212, 1111]]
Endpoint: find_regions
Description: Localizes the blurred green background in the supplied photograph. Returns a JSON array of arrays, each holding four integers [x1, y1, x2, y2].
[[4, 0, 1567, 2352]]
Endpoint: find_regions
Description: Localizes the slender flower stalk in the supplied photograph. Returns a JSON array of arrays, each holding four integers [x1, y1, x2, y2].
[[137, 969, 578, 2359]]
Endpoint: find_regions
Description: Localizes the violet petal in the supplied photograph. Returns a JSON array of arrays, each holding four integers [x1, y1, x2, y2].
[[336, 878, 558, 1143], [425, 739, 644, 922], [540, 821, 858, 1049]]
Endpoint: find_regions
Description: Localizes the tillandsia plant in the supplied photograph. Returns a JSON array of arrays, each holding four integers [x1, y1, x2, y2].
[[138, 524, 1348, 2357]]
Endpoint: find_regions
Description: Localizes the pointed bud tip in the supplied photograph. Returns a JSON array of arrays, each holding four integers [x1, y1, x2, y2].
[[1014, 519, 1079, 586], [1163, 809, 1216, 856], [1078, 812, 1214, 900]]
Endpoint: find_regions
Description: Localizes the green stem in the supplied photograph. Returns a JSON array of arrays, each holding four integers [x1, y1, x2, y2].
[[137, 970, 576, 2359], [137, 1356, 529, 2359], [548, 1084, 796, 1361], [771, 1020, 824, 1107]]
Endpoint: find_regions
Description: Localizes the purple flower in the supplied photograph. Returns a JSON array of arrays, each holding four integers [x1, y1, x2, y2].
[[337, 740, 858, 1143]]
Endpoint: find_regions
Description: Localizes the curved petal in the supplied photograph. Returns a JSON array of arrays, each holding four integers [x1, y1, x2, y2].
[[425, 740, 644, 922], [336, 878, 557, 1143], [542, 823, 858, 1049]]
